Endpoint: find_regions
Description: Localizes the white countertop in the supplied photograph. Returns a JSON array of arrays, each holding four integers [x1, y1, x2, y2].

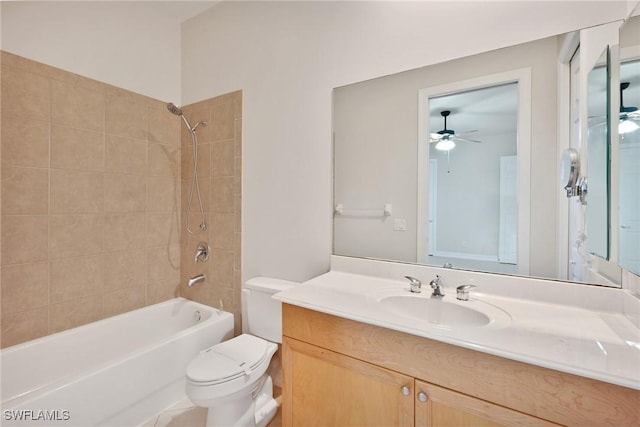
[[274, 270, 640, 390]]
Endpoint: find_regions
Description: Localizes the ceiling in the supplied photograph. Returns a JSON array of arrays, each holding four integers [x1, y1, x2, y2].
[[170, 1, 218, 23], [429, 83, 519, 138]]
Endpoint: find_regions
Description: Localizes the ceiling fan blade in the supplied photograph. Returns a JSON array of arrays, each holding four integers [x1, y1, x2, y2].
[[456, 129, 479, 136], [454, 136, 482, 143]]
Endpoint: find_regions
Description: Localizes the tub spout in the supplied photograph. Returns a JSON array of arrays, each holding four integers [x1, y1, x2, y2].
[[188, 274, 206, 287]]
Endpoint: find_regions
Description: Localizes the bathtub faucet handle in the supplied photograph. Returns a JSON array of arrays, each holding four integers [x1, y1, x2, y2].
[[194, 242, 209, 263]]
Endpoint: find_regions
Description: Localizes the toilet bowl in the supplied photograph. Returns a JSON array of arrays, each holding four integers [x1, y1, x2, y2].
[[185, 277, 297, 427]]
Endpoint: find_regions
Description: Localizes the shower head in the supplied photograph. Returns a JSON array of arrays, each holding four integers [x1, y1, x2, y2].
[[166, 102, 183, 116], [167, 102, 206, 133], [167, 102, 194, 131]]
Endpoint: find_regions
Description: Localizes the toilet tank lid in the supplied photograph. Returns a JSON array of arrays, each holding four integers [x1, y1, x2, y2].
[[244, 276, 298, 293]]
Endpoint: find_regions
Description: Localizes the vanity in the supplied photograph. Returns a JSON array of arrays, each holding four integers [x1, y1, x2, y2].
[[276, 8, 640, 427], [275, 259, 640, 426]]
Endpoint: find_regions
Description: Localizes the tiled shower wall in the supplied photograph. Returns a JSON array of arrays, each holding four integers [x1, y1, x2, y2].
[[179, 93, 243, 335], [0, 52, 183, 347]]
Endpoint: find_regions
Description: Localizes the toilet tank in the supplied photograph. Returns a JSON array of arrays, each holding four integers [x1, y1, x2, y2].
[[242, 277, 298, 343]]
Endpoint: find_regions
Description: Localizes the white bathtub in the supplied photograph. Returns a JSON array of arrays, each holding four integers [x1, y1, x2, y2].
[[0, 298, 233, 427]]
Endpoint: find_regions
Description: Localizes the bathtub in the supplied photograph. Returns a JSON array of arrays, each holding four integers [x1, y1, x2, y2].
[[0, 298, 233, 427]]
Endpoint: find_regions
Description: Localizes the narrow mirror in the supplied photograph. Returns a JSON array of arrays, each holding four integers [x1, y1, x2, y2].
[[618, 14, 640, 275], [586, 47, 610, 259]]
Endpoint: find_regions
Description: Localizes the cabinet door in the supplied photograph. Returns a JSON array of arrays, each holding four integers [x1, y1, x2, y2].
[[414, 380, 559, 427], [282, 337, 414, 427]]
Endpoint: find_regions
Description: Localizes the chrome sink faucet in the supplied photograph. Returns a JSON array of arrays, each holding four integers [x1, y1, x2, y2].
[[405, 276, 422, 293], [429, 275, 444, 298], [456, 284, 477, 301]]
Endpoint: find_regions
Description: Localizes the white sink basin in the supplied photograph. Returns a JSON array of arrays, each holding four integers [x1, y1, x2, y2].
[[376, 293, 511, 330]]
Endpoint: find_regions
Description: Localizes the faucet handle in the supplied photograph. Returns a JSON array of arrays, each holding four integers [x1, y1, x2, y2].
[[194, 242, 210, 263], [404, 276, 422, 293], [456, 284, 477, 301]]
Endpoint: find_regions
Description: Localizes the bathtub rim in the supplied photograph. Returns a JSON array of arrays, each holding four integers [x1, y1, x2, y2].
[[1, 297, 233, 408]]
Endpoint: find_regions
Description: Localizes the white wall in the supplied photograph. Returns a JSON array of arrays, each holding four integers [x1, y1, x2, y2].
[[1, 1, 213, 102], [182, 1, 630, 283]]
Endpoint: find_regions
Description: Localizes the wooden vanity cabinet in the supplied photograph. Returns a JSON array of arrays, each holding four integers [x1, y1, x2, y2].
[[283, 337, 414, 426], [414, 380, 558, 426], [281, 304, 639, 427]]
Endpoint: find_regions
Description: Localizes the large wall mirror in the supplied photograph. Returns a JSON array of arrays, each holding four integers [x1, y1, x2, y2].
[[333, 12, 639, 286]]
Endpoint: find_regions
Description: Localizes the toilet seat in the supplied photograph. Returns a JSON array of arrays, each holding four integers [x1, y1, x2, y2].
[[186, 334, 272, 387]]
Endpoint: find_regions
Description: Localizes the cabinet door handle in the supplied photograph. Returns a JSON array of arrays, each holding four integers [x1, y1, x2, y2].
[[417, 391, 428, 402], [401, 385, 411, 396]]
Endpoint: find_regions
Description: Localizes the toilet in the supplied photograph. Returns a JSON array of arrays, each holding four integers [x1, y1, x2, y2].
[[185, 277, 297, 427]]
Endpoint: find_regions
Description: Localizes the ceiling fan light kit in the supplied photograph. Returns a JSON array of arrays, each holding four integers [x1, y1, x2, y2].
[[435, 137, 456, 151], [430, 110, 482, 150]]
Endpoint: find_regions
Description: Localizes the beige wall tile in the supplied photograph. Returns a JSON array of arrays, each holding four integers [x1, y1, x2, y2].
[[148, 177, 180, 213], [190, 96, 222, 111], [1, 51, 20, 67], [104, 213, 146, 252], [1, 307, 49, 347], [148, 106, 181, 146], [183, 202, 210, 234], [234, 231, 241, 271], [49, 295, 102, 333], [50, 255, 104, 303], [182, 173, 211, 214], [210, 249, 234, 288], [1, 119, 49, 168], [0, 59, 245, 344], [185, 231, 211, 280], [211, 102, 235, 142], [103, 286, 145, 318], [147, 245, 180, 287], [106, 95, 147, 140], [1, 67, 50, 122], [224, 90, 242, 119], [76, 75, 110, 95], [104, 249, 145, 291], [210, 286, 235, 320], [1, 262, 49, 314], [1, 215, 49, 265], [50, 214, 103, 259], [0, 53, 198, 344], [1, 166, 49, 215], [182, 142, 211, 180], [234, 156, 242, 196], [148, 143, 181, 178], [179, 277, 209, 306], [234, 194, 241, 232], [147, 213, 180, 247], [51, 80, 105, 132], [209, 213, 234, 250], [105, 135, 147, 175], [234, 118, 242, 158], [211, 176, 234, 213], [50, 169, 103, 214], [146, 280, 179, 306], [105, 86, 157, 109], [51, 125, 104, 172], [211, 139, 234, 177], [180, 107, 210, 144], [17, 55, 77, 84], [104, 174, 146, 212]]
